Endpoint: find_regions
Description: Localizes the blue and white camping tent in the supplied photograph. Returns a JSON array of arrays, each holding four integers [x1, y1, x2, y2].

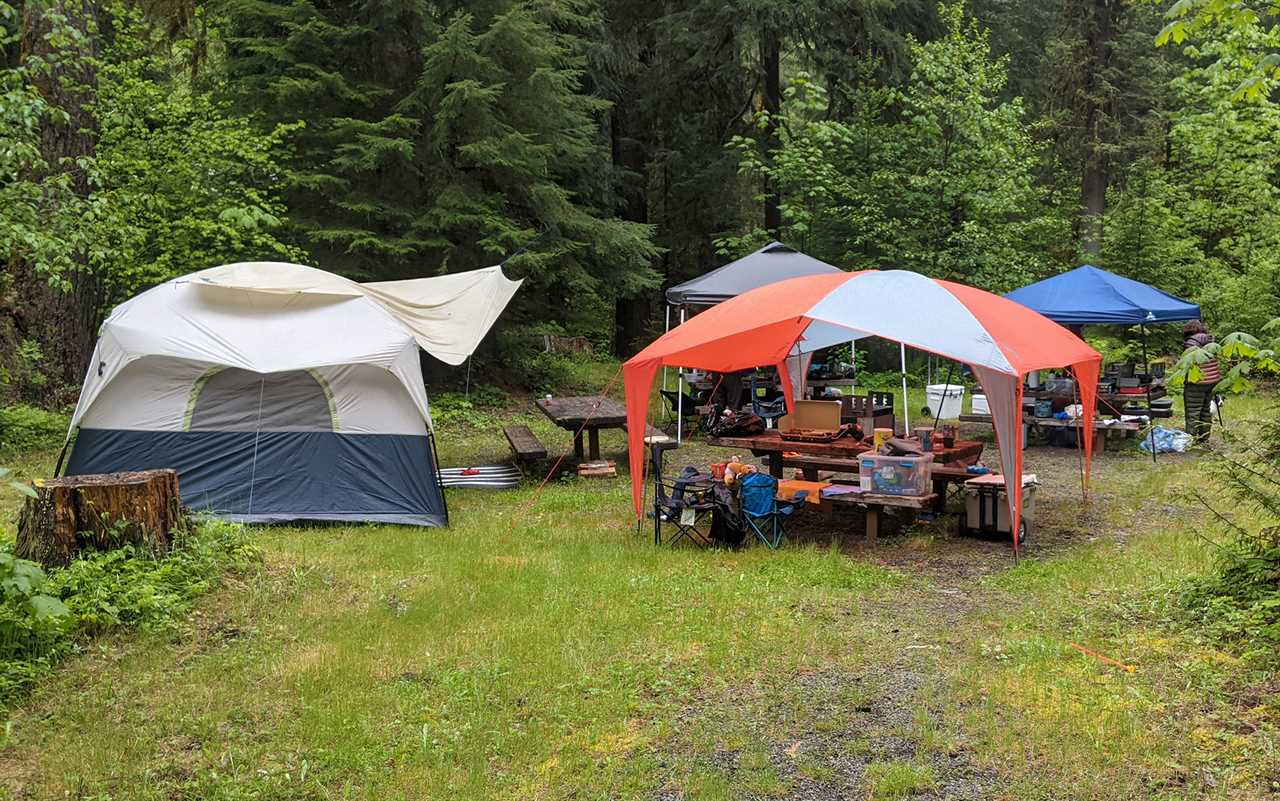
[[1004, 264, 1200, 325], [65, 262, 520, 526]]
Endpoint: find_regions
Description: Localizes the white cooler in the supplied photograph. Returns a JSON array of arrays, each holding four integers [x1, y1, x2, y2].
[[961, 473, 1038, 540], [925, 383, 965, 419]]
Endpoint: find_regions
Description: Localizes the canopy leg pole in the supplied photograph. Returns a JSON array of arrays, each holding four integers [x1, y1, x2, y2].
[[900, 343, 910, 434], [662, 305, 671, 396], [1141, 324, 1156, 463], [1140, 324, 1149, 374], [850, 340, 857, 395], [676, 307, 686, 444], [1073, 379, 1087, 502]]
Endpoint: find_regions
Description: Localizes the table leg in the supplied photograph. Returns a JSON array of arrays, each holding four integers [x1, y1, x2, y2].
[[931, 480, 947, 514], [802, 466, 819, 481], [574, 432, 585, 460], [866, 506, 879, 543], [768, 453, 783, 478], [588, 428, 601, 461], [1093, 427, 1106, 453]]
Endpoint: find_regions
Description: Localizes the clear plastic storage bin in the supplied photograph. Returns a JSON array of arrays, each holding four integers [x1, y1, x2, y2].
[[858, 453, 934, 496]]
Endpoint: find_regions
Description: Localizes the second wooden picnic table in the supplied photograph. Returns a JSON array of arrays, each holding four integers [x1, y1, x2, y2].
[[534, 395, 629, 461], [705, 430, 984, 478]]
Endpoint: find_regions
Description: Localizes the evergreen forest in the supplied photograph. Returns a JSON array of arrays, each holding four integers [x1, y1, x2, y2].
[[3, 0, 1279, 395]]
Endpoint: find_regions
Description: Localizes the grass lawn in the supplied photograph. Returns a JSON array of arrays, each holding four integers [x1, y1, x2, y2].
[[0, 389, 1276, 800]]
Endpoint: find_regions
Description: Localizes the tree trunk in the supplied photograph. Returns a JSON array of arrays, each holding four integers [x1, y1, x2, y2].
[[15, 470, 186, 568], [12, 0, 103, 392], [1079, 0, 1112, 256], [610, 97, 653, 358], [762, 24, 782, 235]]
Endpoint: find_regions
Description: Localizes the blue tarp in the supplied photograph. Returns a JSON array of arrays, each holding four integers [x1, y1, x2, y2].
[[1004, 264, 1200, 325]]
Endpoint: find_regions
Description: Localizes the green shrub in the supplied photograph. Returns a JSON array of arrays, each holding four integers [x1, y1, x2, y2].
[[1177, 412, 1280, 668], [0, 518, 260, 705], [487, 324, 599, 392], [0, 404, 68, 455], [467, 383, 510, 409], [431, 393, 501, 430]]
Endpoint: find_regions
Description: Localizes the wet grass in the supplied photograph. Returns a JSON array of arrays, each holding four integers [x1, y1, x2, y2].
[[0, 391, 1276, 799]]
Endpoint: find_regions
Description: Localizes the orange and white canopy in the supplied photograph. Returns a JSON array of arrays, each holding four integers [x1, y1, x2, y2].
[[624, 270, 1102, 548]]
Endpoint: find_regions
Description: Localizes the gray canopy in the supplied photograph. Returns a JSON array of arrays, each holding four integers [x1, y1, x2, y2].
[[665, 242, 844, 306]]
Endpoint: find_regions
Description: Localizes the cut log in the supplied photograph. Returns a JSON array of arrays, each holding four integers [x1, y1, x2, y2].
[[15, 470, 187, 568], [577, 459, 617, 478]]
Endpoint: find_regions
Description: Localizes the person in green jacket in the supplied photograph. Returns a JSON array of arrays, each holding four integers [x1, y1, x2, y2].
[[1181, 320, 1221, 441]]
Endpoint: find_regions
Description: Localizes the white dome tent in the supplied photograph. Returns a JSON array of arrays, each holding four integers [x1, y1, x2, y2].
[[65, 261, 521, 526]]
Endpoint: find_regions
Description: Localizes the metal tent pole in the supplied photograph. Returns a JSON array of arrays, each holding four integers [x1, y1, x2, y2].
[[662, 305, 671, 394], [900, 343, 910, 434], [1142, 324, 1156, 464], [850, 339, 857, 395], [676, 306, 686, 444]]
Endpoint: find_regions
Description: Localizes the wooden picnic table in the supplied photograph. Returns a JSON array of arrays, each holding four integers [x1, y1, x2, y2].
[[705, 430, 984, 478], [1028, 385, 1165, 402], [960, 412, 1142, 452], [1027, 385, 1167, 416], [534, 396, 628, 461]]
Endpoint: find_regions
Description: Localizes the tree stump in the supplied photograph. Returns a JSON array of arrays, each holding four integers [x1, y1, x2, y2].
[[15, 470, 187, 568]]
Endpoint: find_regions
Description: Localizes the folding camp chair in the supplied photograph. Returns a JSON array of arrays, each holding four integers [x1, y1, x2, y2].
[[651, 442, 714, 547], [737, 472, 807, 549], [750, 375, 787, 428], [659, 388, 703, 428]]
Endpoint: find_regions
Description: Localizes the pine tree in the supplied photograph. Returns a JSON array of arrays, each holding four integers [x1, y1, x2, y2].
[[222, 0, 659, 344]]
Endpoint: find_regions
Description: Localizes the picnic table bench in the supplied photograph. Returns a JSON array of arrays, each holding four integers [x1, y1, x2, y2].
[[775, 454, 976, 513], [503, 425, 547, 463], [805, 486, 938, 542]]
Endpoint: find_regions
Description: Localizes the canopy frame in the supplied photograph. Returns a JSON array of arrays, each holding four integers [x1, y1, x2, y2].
[[626, 270, 1103, 551]]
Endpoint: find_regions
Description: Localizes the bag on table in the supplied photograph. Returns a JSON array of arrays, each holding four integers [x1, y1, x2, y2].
[[706, 409, 766, 437]]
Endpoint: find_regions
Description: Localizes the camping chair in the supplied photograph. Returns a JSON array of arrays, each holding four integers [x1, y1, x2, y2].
[[651, 442, 714, 547], [660, 388, 703, 428], [737, 472, 807, 549], [750, 375, 787, 428]]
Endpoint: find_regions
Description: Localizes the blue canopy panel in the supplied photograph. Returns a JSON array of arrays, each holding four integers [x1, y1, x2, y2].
[[665, 242, 844, 306], [66, 430, 446, 526], [1004, 264, 1200, 325]]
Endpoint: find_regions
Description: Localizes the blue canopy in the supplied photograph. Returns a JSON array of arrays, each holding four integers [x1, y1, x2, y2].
[[1005, 264, 1200, 325]]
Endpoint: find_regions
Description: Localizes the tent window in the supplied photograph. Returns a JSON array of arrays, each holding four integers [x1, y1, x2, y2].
[[188, 368, 335, 432]]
